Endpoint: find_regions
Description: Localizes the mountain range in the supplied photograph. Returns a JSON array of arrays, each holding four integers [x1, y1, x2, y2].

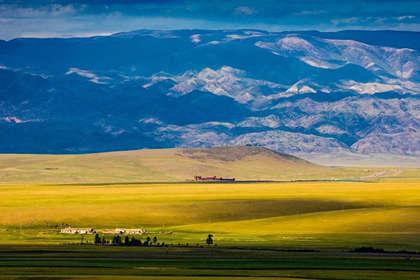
[[1, 29, 420, 164]]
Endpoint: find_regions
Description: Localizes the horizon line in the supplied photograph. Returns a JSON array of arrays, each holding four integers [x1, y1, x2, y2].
[[3, 28, 420, 41]]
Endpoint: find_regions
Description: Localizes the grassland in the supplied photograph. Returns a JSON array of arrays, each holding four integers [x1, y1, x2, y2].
[[1, 179, 420, 250], [0, 146, 394, 182], [2, 245, 420, 280], [1, 146, 420, 278]]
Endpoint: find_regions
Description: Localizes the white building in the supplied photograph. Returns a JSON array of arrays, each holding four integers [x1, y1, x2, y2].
[[124, 229, 146, 235], [60, 228, 95, 234]]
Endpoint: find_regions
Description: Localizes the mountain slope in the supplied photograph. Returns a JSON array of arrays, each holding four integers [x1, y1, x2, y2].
[[1, 29, 420, 160]]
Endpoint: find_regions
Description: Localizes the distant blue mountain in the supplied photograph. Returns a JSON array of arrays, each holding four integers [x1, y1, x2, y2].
[[1, 29, 420, 157]]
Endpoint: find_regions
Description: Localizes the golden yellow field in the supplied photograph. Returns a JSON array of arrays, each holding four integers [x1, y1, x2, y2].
[[1, 177, 420, 250], [1, 146, 419, 250], [2, 148, 420, 279]]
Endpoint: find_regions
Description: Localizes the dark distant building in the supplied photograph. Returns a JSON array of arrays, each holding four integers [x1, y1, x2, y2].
[[194, 176, 235, 181]]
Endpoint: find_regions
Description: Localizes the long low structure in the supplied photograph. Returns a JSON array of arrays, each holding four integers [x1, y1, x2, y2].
[[125, 229, 146, 235], [60, 228, 95, 234], [194, 175, 235, 181], [103, 229, 146, 235]]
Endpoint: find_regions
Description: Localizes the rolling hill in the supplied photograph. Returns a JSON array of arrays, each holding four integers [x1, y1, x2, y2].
[[0, 146, 339, 183]]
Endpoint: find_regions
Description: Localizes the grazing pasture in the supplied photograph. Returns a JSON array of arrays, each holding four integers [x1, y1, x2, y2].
[[1, 147, 420, 279], [2, 179, 420, 250]]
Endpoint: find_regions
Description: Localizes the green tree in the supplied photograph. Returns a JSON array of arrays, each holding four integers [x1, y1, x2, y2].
[[116, 235, 122, 246], [131, 236, 142, 246], [146, 236, 151, 242], [206, 234, 213, 245], [153, 236, 157, 245], [94, 233, 101, 245], [101, 236, 106, 245], [124, 236, 130, 246]]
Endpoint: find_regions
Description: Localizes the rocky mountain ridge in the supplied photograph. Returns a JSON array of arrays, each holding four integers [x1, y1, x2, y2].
[[1, 29, 420, 162]]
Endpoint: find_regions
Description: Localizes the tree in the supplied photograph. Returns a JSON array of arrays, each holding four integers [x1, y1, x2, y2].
[[206, 234, 213, 245], [131, 237, 141, 246], [112, 235, 122, 246], [146, 236, 151, 243], [94, 233, 101, 245], [153, 236, 157, 245], [116, 235, 122, 246], [124, 236, 130, 246], [101, 236, 106, 245]]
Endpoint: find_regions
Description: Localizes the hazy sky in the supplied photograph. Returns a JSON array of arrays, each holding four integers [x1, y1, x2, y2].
[[1, 0, 419, 40]]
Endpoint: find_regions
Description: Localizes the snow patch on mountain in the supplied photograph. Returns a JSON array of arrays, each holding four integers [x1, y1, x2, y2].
[[169, 66, 285, 105], [256, 35, 420, 81], [342, 81, 403, 94], [190, 34, 201, 43], [138, 117, 165, 126], [143, 75, 175, 88], [226, 30, 265, 40], [65, 68, 111, 84], [0, 116, 42, 123], [286, 80, 318, 94]]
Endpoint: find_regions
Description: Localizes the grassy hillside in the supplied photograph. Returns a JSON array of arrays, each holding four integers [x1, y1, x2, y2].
[[0, 146, 378, 183]]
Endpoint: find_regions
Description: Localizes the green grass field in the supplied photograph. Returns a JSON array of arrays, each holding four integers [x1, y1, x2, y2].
[[1, 245, 420, 280], [1, 147, 420, 278]]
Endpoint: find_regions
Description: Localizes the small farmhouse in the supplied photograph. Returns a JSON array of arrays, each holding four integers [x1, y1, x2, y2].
[[104, 229, 146, 235], [60, 228, 95, 234], [115, 228, 126, 234], [124, 229, 146, 235]]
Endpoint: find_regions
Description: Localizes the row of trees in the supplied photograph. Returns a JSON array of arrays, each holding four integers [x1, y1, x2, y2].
[[94, 234, 159, 246], [93, 234, 215, 246]]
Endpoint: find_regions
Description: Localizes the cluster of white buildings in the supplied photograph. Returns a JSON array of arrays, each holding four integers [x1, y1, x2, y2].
[[60, 227, 146, 235], [115, 228, 146, 235], [60, 228, 96, 234]]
